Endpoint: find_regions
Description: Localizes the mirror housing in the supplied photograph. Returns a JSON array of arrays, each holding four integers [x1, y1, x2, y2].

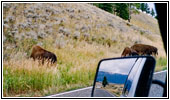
[[91, 56, 156, 97]]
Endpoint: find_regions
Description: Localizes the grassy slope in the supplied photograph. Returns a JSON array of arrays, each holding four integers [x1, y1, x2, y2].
[[3, 3, 167, 97]]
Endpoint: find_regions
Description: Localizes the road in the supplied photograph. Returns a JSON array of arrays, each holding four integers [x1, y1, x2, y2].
[[148, 70, 167, 97], [47, 70, 167, 97]]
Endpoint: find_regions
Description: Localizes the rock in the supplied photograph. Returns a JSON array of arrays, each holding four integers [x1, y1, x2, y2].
[[58, 27, 64, 33], [117, 26, 128, 33], [92, 35, 97, 41], [131, 25, 140, 31], [111, 37, 117, 42], [52, 10, 61, 15], [3, 36, 6, 42], [108, 23, 115, 28], [3, 19, 9, 24], [134, 39, 142, 44], [101, 34, 106, 40], [96, 24, 105, 28], [39, 24, 46, 30], [37, 42, 43, 46], [81, 26, 89, 32], [73, 31, 80, 39], [11, 31, 18, 36], [3, 24, 9, 29], [64, 29, 71, 37], [58, 27, 71, 37], [69, 13, 76, 19], [83, 33, 90, 39], [66, 8, 74, 13], [55, 38, 65, 49], [3, 3, 11, 9], [23, 31, 38, 40], [8, 16, 15, 22], [46, 28, 53, 34], [80, 14, 90, 19], [14, 33, 21, 40], [19, 23, 27, 29], [27, 8, 35, 13], [38, 31, 47, 39], [75, 24, 81, 30]]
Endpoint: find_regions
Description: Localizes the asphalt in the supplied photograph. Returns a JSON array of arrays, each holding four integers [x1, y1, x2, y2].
[[149, 70, 167, 97], [92, 88, 115, 97], [47, 70, 167, 97]]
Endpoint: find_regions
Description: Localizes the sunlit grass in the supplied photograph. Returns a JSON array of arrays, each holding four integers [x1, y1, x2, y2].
[[155, 57, 167, 72], [3, 3, 167, 97], [3, 37, 115, 97]]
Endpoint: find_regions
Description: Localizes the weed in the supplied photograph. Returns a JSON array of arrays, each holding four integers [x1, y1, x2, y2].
[[155, 57, 167, 71]]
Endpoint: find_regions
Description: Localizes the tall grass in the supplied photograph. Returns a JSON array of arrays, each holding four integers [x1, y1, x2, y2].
[[3, 57, 96, 97], [3, 37, 115, 97], [155, 57, 167, 71], [3, 36, 167, 97], [3, 3, 167, 97]]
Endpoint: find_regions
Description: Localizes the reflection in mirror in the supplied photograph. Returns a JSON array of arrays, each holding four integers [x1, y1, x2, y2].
[[93, 58, 138, 97]]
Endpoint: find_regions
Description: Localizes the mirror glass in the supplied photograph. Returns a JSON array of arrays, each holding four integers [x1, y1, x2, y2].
[[92, 57, 149, 97]]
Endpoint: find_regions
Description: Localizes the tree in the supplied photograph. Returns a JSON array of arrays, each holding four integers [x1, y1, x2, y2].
[[93, 3, 114, 13], [145, 3, 150, 14], [128, 3, 141, 22], [140, 3, 150, 13], [140, 3, 145, 11], [115, 3, 129, 20], [133, 3, 141, 9], [92, 3, 141, 21], [102, 76, 109, 87], [151, 8, 155, 17]]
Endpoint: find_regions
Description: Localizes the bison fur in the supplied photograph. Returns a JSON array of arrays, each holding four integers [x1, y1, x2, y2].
[[121, 47, 139, 57], [30, 45, 57, 64], [130, 44, 158, 56]]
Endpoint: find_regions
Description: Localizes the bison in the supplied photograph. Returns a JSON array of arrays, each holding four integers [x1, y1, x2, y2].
[[30, 45, 57, 64], [121, 47, 139, 57], [130, 44, 158, 56]]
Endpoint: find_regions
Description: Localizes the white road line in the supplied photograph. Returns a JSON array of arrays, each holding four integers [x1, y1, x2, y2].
[[47, 70, 167, 97], [154, 70, 167, 75], [46, 86, 92, 97]]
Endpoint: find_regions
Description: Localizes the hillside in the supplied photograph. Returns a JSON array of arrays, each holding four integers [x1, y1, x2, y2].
[[3, 3, 166, 97], [131, 12, 160, 35], [3, 3, 166, 57]]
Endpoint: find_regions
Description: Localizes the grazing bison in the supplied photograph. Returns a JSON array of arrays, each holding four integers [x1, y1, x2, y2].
[[30, 45, 57, 64], [121, 47, 139, 57], [130, 44, 158, 56]]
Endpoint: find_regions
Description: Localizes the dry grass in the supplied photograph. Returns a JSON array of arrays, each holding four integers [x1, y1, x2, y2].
[[3, 3, 167, 97], [3, 36, 118, 97], [131, 12, 160, 35]]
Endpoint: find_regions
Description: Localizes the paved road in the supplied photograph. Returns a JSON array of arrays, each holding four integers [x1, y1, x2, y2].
[[149, 70, 167, 97], [92, 88, 115, 97], [46, 87, 92, 97], [47, 70, 167, 97]]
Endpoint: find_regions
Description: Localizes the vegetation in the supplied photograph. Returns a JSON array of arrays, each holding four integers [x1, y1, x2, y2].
[[151, 8, 155, 17], [3, 3, 166, 97], [93, 3, 156, 21], [140, 3, 150, 13], [155, 57, 167, 71], [102, 76, 109, 87]]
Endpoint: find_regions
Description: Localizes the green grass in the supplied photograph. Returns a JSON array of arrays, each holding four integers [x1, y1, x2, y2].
[[3, 37, 167, 97], [3, 3, 167, 97], [155, 57, 167, 72], [3, 60, 95, 97], [3, 38, 100, 97]]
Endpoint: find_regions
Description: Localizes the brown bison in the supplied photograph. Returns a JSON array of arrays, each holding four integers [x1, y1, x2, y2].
[[30, 45, 57, 64], [130, 44, 158, 56], [121, 47, 139, 57]]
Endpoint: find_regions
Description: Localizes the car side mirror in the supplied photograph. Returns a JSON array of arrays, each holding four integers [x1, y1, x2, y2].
[[91, 56, 156, 97]]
